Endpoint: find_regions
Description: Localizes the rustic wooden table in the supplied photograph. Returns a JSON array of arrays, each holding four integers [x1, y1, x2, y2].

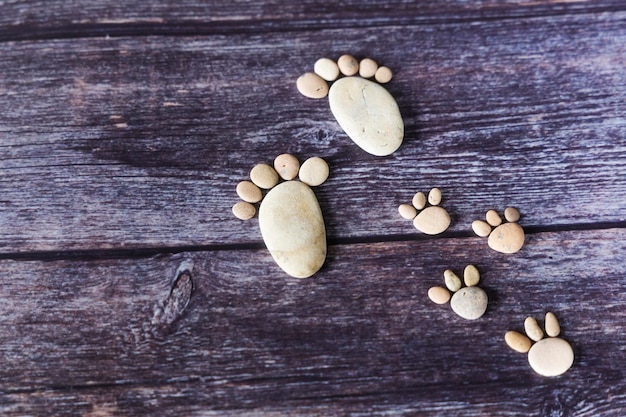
[[1, 1, 625, 416]]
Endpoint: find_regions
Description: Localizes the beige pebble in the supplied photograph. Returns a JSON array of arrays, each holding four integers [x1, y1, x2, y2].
[[486, 209, 503, 227], [296, 72, 329, 99], [524, 317, 544, 342], [359, 58, 378, 78], [232, 201, 256, 220], [504, 330, 532, 353], [337, 54, 359, 76], [428, 188, 442, 205], [545, 312, 561, 337], [428, 286, 451, 305], [488, 222, 525, 254], [443, 269, 462, 292], [236, 180, 262, 203], [412, 192, 426, 210], [528, 337, 574, 377], [250, 163, 279, 189], [274, 153, 300, 180], [258, 181, 326, 278], [463, 264, 480, 287], [299, 157, 329, 186], [314, 58, 340, 81], [375, 66, 393, 83], [505, 207, 521, 223], [450, 286, 488, 320], [398, 204, 417, 220], [472, 220, 492, 237], [413, 206, 451, 235]]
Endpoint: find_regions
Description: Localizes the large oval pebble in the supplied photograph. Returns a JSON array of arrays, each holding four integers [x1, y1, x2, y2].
[[528, 337, 574, 377], [450, 286, 488, 320], [488, 222, 525, 254], [328, 77, 404, 156], [258, 181, 326, 278], [413, 206, 451, 235]]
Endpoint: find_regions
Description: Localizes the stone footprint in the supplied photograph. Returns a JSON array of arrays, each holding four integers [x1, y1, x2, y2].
[[472, 207, 525, 254], [296, 54, 404, 156], [428, 265, 488, 320], [232, 154, 329, 278], [505, 312, 574, 377], [398, 188, 451, 235]]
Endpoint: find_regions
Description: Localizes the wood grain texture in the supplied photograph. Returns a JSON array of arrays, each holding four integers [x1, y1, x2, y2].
[[0, 229, 624, 416], [0, 11, 625, 252]]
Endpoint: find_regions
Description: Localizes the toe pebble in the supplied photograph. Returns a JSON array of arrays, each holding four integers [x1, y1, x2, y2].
[[274, 153, 300, 180], [412, 192, 426, 210], [374, 66, 393, 83], [398, 204, 417, 220], [528, 338, 574, 377], [428, 286, 451, 305], [337, 54, 359, 76], [236, 180, 262, 203], [545, 312, 561, 337], [463, 264, 480, 287], [359, 58, 378, 78], [232, 201, 256, 220], [297, 72, 329, 99], [314, 58, 340, 81], [524, 317, 544, 342], [450, 286, 488, 320], [444, 269, 462, 292], [505, 331, 532, 353], [250, 164, 279, 189], [486, 209, 503, 227], [428, 188, 442, 205], [299, 157, 329, 186], [472, 220, 492, 237], [505, 207, 521, 222], [488, 222, 525, 254], [413, 206, 451, 235]]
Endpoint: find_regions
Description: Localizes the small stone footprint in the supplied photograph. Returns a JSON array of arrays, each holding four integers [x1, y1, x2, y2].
[[472, 207, 525, 254], [232, 154, 329, 278], [296, 54, 404, 156], [505, 312, 574, 377], [428, 265, 488, 320], [398, 188, 451, 235]]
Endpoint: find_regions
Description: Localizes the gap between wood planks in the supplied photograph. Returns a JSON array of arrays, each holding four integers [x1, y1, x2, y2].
[[0, 220, 624, 262]]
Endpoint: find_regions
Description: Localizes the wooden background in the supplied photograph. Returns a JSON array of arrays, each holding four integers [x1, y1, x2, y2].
[[0, 1, 625, 415]]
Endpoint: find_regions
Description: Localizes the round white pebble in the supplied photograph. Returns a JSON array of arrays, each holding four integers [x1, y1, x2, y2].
[[337, 54, 359, 76], [296, 72, 329, 99], [412, 192, 426, 210], [374, 66, 392, 83], [505, 207, 521, 223], [486, 209, 503, 227], [250, 164, 279, 189], [528, 337, 574, 377], [398, 204, 417, 220], [428, 286, 451, 305], [314, 58, 340, 81], [428, 188, 442, 205], [359, 58, 378, 78], [299, 157, 329, 186], [232, 201, 256, 220], [236, 180, 262, 203], [274, 153, 300, 180], [472, 220, 492, 237], [524, 317, 544, 342], [450, 286, 488, 320]]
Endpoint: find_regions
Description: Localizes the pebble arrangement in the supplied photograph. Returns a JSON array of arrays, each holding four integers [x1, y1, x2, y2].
[[233, 154, 329, 278], [428, 265, 488, 320], [505, 312, 574, 377], [472, 207, 525, 254], [297, 54, 404, 156], [398, 188, 451, 235]]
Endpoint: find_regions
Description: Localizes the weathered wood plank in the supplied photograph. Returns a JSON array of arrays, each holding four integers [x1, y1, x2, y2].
[[0, 12, 624, 253], [0, 229, 624, 415], [0, 0, 623, 41]]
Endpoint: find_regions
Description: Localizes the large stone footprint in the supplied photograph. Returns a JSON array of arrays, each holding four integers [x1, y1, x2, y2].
[[472, 207, 525, 254], [232, 154, 329, 278], [505, 312, 574, 377], [296, 54, 404, 156]]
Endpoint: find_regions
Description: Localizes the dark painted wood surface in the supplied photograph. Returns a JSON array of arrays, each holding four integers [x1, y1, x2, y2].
[[0, 1, 625, 415]]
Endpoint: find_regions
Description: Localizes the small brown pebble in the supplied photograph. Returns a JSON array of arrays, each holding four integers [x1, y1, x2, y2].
[[428, 286, 451, 305], [314, 58, 340, 81], [412, 192, 426, 210], [472, 220, 492, 237], [232, 201, 256, 220], [274, 153, 300, 180], [337, 54, 359, 76], [374, 66, 393, 83], [504, 207, 521, 223], [463, 264, 480, 287], [444, 269, 462, 292], [236, 180, 262, 203], [250, 164, 279, 189], [524, 317, 544, 342], [486, 209, 503, 227], [398, 204, 417, 220], [505, 330, 532, 353], [359, 58, 378, 78], [428, 188, 442, 205], [296, 72, 329, 99], [545, 312, 560, 337], [299, 157, 329, 186]]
